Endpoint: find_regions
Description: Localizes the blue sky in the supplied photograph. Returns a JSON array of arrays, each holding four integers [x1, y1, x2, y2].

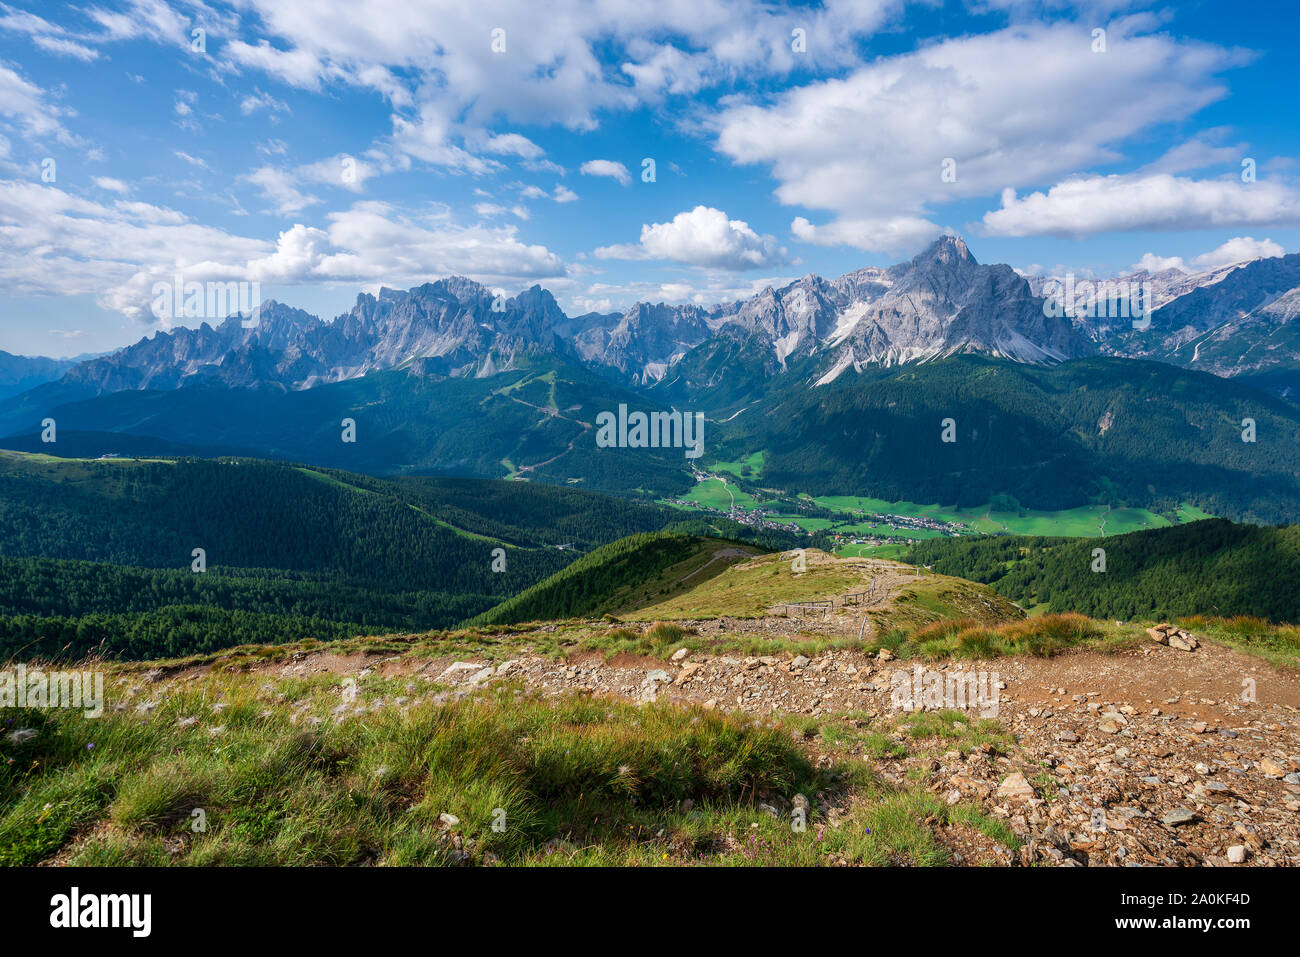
[[1, 0, 1298, 356]]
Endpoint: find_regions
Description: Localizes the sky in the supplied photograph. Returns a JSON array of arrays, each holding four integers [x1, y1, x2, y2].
[[0, 0, 1298, 356]]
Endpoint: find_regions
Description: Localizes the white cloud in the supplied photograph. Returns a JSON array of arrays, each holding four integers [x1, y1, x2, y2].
[[1132, 236, 1286, 274], [173, 150, 211, 170], [983, 174, 1300, 238], [1192, 236, 1285, 268], [221, 0, 898, 122], [93, 176, 129, 193], [596, 205, 787, 270], [713, 20, 1248, 252], [478, 132, 543, 159], [1137, 132, 1244, 176], [580, 159, 630, 185], [0, 179, 568, 322], [1131, 252, 1186, 274], [474, 202, 528, 220], [553, 185, 578, 203], [566, 271, 798, 314], [296, 153, 379, 192], [791, 215, 943, 255], [0, 6, 100, 61], [31, 35, 100, 60], [87, 0, 207, 44], [240, 90, 289, 115], [200, 0, 906, 180], [243, 166, 321, 215], [0, 62, 74, 142], [0, 180, 269, 317]]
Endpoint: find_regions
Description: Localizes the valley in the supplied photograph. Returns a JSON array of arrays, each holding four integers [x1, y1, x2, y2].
[[667, 457, 1214, 556]]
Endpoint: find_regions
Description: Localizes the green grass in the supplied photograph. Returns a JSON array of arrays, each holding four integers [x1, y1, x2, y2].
[[0, 667, 1018, 867], [902, 614, 1105, 661], [1177, 615, 1300, 670], [710, 452, 766, 481], [470, 533, 762, 626], [665, 475, 1212, 543], [631, 551, 869, 619], [674, 478, 761, 512]]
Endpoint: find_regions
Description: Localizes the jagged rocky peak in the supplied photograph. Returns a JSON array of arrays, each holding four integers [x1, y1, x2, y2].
[[18, 236, 1298, 407], [913, 234, 977, 268]]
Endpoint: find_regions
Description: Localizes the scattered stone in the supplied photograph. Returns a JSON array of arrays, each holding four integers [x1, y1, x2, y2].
[[436, 662, 486, 683], [1162, 808, 1198, 826], [996, 772, 1037, 803], [1258, 757, 1286, 778]]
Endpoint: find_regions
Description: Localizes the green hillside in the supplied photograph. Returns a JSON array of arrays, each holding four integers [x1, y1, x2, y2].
[[716, 356, 1300, 524], [905, 519, 1300, 621], [0, 358, 697, 497], [470, 532, 765, 625], [0, 452, 683, 658]]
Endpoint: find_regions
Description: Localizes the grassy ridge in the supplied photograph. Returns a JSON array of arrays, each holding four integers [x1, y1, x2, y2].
[[470, 533, 763, 625]]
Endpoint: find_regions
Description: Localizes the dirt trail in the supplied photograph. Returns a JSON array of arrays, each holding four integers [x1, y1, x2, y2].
[[675, 548, 752, 586]]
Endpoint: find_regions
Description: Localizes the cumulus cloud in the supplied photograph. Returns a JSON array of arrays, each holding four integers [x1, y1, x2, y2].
[[596, 205, 787, 270], [0, 181, 567, 322], [221, 0, 898, 123], [1192, 236, 1286, 268], [203, 0, 902, 179], [983, 174, 1300, 238], [580, 159, 631, 185], [565, 271, 798, 314], [713, 20, 1248, 251], [1132, 236, 1286, 274], [791, 215, 943, 255], [243, 166, 320, 215], [1130, 252, 1186, 274]]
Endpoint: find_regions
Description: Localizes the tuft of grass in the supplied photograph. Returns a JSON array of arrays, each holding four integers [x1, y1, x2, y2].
[[1179, 616, 1300, 669], [903, 613, 1102, 661]]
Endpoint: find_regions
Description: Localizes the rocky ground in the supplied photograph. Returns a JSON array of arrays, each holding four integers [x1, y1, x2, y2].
[[193, 624, 1300, 868]]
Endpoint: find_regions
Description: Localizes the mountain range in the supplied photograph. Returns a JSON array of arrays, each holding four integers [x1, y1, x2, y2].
[[10, 235, 1300, 404], [3, 236, 1300, 521]]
